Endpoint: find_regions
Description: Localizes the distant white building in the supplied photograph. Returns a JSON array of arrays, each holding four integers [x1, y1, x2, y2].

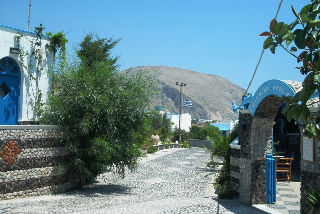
[[167, 113, 192, 132], [0, 25, 53, 125]]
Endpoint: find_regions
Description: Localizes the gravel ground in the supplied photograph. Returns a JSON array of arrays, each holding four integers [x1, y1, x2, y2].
[[0, 148, 261, 214]]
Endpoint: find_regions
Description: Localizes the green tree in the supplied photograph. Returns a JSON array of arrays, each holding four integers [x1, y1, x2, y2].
[[159, 113, 172, 141], [261, 0, 320, 138], [148, 111, 172, 141], [173, 128, 189, 142], [42, 35, 153, 187], [77, 34, 119, 70], [189, 125, 207, 139]]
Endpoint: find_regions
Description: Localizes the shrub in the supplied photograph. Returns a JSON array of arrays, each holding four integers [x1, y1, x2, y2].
[[212, 125, 239, 199], [42, 35, 153, 188], [173, 128, 189, 142], [189, 125, 207, 139]]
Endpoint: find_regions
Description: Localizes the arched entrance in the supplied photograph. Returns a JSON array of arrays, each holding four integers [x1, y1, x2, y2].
[[0, 57, 21, 125], [231, 80, 303, 203], [231, 79, 320, 213]]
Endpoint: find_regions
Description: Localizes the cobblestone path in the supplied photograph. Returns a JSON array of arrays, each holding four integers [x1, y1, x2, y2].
[[0, 148, 261, 214]]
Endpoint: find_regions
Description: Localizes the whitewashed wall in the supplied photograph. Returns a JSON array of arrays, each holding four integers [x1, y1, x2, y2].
[[168, 113, 192, 132], [0, 26, 53, 122]]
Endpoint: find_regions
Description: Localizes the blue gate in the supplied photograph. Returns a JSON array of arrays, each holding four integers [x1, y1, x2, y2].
[[266, 154, 276, 204], [0, 57, 21, 125]]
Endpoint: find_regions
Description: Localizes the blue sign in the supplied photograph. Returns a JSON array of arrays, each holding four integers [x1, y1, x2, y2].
[[233, 80, 297, 116]]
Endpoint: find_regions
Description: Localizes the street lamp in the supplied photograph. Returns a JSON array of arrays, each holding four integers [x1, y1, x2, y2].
[[176, 82, 186, 144]]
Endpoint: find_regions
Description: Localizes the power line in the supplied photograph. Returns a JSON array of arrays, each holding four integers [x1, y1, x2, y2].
[[243, 0, 284, 96]]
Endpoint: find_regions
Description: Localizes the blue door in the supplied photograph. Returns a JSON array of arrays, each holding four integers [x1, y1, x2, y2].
[[0, 57, 21, 125]]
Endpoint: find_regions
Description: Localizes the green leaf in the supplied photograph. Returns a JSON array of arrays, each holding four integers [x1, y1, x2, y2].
[[309, 9, 320, 20], [300, 13, 310, 22], [263, 37, 274, 49], [270, 19, 277, 33], [279, 24, 290, 37], [286, 38, 293, 46], [281, 104, 291, 114], [274, 22, 284, 35], [294, 29, 307, 49], [309, 20, 320, 27], [300, 4, 312, 16], [286, 106, 296, 122], [314, 74, 320, 83], [270, 44, 276, 54], [313, 3, 320, 12], [311, 30, 319, 39], [293, 106, 303, 121], [301, 107, 310, 122], [282, 31, 293, 41]]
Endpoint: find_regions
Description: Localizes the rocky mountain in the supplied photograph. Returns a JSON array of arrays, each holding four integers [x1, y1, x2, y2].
[[123, 66, 245, 121]]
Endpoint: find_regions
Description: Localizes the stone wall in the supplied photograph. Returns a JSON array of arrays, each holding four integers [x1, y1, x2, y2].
[[189, 139, 213, 148], [230, 148, 240, 194], [229, 110, 255, 204], [0, 125, 71, 200], [300, 140, 320, 214]]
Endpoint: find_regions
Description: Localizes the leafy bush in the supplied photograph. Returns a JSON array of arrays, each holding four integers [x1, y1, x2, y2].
[[42, 35, 153, 188], [149, 111, 172, 141], [173, 128, 189, 142], [189, 125, 207, 139], [189, 123, 222, 140], [212, 125, 239, 199], [305, 180, 320, 211], [181, 140, 191, 148]]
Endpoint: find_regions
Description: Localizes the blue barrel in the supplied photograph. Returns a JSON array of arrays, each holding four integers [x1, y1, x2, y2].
[[266, 154, 276, 204]]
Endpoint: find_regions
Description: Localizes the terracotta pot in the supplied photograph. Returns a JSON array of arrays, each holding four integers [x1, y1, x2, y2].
[[151, 135, 160, 145]]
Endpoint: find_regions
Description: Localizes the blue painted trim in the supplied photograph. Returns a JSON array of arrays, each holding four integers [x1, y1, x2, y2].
[[233, 79, 296, 116], [232, 94, 253, 113], [0, 24, 51, 39], [248, 80, 296, 115]]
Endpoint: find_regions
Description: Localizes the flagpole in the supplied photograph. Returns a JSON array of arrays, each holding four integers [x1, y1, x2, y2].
[[28, 0, 31, 31], [176, 82, 186, 144]]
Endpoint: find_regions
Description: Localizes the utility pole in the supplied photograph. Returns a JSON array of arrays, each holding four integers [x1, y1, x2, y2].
[[28, 0, 32, 31], [176, 82, 186, 144]]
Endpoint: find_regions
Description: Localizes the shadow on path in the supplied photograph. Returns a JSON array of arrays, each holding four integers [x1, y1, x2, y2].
[[212, 198, 261, 214], [65, 184, 133, 197], [195, 167, 219, 179]]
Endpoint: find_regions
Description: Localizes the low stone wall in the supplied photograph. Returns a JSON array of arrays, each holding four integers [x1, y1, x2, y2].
[[301, 171, 320, 214], [230, 147, 253, 205], [0, 125, 71, 200], [300, 140, 320, 214], [189, 139, 213, 148], [153, 143, 183, 151]]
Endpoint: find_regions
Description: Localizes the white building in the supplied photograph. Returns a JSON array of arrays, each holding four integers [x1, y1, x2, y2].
[[167, 113, 192, 132], [0, 25, 53, 125]]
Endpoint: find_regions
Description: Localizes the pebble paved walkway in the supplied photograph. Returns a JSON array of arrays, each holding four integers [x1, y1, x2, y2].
[[0, 148, 261, 214]]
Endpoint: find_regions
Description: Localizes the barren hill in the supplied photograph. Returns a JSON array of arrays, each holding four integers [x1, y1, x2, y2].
[[124, 66, 245, 121]]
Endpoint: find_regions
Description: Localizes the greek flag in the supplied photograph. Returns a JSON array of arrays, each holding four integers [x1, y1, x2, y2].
[[183, 99, 193, 107]]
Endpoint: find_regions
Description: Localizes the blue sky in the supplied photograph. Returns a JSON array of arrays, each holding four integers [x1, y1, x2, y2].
[[1, 0, 309, 92]]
